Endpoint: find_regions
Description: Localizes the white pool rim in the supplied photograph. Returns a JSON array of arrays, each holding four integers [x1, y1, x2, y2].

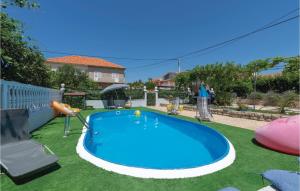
[[76, 115, 236, 179]]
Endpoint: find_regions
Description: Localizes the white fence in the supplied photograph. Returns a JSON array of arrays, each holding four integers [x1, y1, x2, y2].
[[0, 80, 62, 131]]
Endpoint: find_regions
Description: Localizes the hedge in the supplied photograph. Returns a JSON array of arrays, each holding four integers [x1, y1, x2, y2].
[[85, 89, 144, 100], [63, 96, 85, 109], [147, 93, 156, 106], [158, 90, 188, 99], [256, 76, 299, 93]]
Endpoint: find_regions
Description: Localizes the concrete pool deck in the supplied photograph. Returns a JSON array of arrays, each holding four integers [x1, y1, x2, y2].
[[148, 106, 268, 131]]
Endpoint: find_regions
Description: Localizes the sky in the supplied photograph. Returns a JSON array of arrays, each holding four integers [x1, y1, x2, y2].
[[6, 0, 299, 82]]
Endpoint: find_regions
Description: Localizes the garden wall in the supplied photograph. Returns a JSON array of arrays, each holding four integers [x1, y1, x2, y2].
[[0, 80, 62, 132]]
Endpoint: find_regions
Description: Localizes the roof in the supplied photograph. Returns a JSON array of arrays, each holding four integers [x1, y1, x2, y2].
[[46, 56, 125, 69], [63, 92, 86, 96]]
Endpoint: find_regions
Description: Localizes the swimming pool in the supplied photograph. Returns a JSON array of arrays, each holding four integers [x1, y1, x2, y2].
[[76, 110, 235, 179]]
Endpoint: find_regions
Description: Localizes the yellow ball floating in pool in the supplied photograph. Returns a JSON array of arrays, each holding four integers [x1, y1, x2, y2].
[[134, 110, 141, 117]]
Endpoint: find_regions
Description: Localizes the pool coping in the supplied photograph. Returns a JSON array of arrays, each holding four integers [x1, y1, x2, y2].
[[76, 115, 236, 179]]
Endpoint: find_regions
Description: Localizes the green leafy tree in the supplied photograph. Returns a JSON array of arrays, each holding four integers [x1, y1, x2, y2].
[[52, 65, 98, 91], [246, 58, 281, 74], [189, 62, 249, 105], [174, 71, 190, 90], [1, 0, 51, 87], [255, 56, 299, 93], [1, 0, 38, 8], [145, 79, 156, 90], [129, 80, 144, 89], [277, 91, 298, 114]]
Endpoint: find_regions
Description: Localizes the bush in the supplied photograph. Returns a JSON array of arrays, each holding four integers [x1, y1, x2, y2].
[[231, 81, 253, 98], [125, 89, 144, 99], [256, 76, 299, 93], [263, 91, 280, 106], [277, 91, 298, 113], [237, 101, 248, 111], [262, 91, 298, 113], [86, 90, 102, 100], [158, 90, 188, 99], [63, 96, 85, 109], [215, 92, 233, 106], [86, 89, 145, 100], [147, 93, 156, 106], [246, 92, 264, 105], [86, 89, 128, 100]]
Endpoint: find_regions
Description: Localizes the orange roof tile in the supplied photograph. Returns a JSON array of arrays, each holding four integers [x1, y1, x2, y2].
[[46, 55, 125, 69]]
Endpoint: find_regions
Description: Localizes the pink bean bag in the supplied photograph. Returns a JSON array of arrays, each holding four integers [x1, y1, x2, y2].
[[255, 115, 300, 155]]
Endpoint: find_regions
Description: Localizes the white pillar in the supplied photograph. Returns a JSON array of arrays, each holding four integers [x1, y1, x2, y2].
[[60, 83, 65, 102], [154, 86, 159, 107], [143, 86, 147, 107]]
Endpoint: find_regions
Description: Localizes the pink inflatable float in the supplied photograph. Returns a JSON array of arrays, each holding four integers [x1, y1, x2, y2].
[[255, 115, 300, 155]]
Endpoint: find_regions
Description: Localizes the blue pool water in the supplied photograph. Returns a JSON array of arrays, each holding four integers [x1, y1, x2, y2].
[[84, 110, 230, 170]]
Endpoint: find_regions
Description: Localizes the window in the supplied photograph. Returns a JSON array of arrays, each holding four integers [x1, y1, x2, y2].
[[112, 73, 119, 82], [94, 72, 102, 81]]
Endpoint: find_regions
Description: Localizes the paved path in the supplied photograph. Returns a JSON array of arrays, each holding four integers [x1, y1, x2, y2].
[[148, 106, 268, 131]]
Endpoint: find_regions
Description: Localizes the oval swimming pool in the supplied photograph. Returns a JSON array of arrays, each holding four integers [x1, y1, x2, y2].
[[76, 110, 235, 179]]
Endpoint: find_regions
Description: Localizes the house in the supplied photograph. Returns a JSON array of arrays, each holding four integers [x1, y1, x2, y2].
[[46, 55, 126, 88], [152, 72, 176, 90]]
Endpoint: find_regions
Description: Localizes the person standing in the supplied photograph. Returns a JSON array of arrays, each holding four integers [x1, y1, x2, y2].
[[210, 88, 215, 104], [206, 85, 211, 104]]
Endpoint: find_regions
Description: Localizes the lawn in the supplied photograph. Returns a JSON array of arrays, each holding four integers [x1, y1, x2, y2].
[[1, 107, 298, 191]]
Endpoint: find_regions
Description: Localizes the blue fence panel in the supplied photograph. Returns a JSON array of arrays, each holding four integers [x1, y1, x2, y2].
[[0, 80, 62, 131]]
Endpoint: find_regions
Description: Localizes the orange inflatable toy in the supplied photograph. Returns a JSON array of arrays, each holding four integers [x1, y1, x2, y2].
[[51, 101, 80, 116]]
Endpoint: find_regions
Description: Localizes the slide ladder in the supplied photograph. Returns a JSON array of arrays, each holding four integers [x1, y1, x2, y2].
[[51, 101, 91, 137]]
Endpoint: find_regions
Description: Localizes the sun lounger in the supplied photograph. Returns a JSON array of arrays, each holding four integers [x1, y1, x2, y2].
[[1, 109, 58, 179], [1, 140, 58, 178], [262, 169, 300, 191]]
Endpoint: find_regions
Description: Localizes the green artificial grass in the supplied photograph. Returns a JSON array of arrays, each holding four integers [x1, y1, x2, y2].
[[1, 107, 298, 191]]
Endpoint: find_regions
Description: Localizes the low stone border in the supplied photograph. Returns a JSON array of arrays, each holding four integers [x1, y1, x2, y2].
[[160, 104, 281, 121]]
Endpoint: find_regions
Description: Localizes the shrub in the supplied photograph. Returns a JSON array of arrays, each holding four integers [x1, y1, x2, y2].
[[125, 89, 144, 99], [63, 96, 85, 109], [147, 93, 156, 106], [246, 92, 264, 105], [237, 101, 248, 111], [262, 91, 298, 113], [215, 92, 233, 106], [277, 91, 298, 113], [86, 90, 102, 100], [158, 90, 188, 99], [263, 91, 280, 106], [256, 76, 299, 93], [231, 81, 253, 98]]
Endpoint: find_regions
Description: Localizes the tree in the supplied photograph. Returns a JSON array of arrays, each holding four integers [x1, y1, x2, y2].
[[1, 0, 52, 87], [245, 58, 281, 74], [129, 80, 144, 89], [282, 56, 299, 80], [188, 62, 249, 105], [174, 71, 190, 90], [52, 65, 98, 91], [1, 0, 38, 8], [145, 79, 155, 90]]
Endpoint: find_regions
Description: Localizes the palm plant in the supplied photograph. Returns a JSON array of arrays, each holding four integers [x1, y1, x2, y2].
[[277, 91, 298, 114]]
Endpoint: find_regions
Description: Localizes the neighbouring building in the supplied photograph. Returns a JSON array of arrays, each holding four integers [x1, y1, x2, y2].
[[46, 55, 126, 88], [152, 72, 176, 90]]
